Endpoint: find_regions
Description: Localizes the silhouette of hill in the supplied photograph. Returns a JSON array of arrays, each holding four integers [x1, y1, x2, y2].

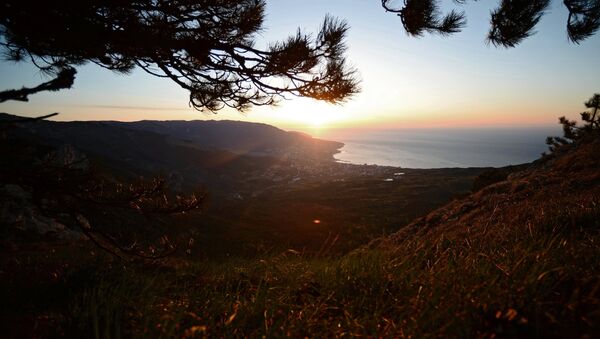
[[1, 114, 598, 336], [0, 113, 342, 192], [104, 119, 342, 157]]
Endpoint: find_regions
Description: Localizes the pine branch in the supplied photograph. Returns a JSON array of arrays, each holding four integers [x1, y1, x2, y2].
[[0, 68, 76, 103]]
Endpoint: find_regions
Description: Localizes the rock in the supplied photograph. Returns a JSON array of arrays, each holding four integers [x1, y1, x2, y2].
[[0, 184, 83, 240], [2, 184, 32, 203], [46, 144, 89, 170], [167, 171, 184, 192]]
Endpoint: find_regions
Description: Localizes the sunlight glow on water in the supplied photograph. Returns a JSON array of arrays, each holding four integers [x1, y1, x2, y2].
[[326, 127, 561, 168]]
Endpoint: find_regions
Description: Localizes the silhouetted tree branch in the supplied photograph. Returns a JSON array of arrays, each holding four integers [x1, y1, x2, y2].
[[0, 133, 204, 260], [488, 0, 551, 47], [381, 0, 466, 36], [74, 178, 201, 260], [565, 0, 600, 43], [0, 113, 59, 131], [76, 177, 204, 215], [77, 214, 179, 261], [546, 93, 600, 153], [0, 68, 76, 103], [1, 1, 359, 112], [382, 0, 600, 47]]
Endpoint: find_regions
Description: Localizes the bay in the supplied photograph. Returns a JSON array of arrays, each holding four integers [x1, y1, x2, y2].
[[321, 127, 562, 168]]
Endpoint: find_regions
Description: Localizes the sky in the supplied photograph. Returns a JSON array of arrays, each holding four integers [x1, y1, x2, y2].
[[0, 0, 599, 134]]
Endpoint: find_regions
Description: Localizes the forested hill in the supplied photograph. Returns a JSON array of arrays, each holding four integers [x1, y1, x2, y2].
[[0, 113, 343, 190], [0, 113, 342, 159], [104, 119, 342, 156]]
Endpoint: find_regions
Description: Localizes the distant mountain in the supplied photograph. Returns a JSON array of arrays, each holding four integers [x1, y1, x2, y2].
[[0, 113, 341, 193], [0, 114, 341, 155], [103, 119, 342, 157]]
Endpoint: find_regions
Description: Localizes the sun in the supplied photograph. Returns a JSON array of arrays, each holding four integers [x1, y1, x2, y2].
[[278, 98, 347, 128], [302, 110, 327, 127], [251, 96, 353, 132]]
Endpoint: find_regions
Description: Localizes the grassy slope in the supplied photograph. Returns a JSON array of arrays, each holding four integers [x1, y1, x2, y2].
[[192, 167, 484, 257], [1, 140, 599, 338]]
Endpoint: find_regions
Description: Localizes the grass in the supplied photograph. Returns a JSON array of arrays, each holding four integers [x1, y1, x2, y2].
[[3, 194, 597, 338], [191, 167, 484, 258], [2, 139, 599, 337]]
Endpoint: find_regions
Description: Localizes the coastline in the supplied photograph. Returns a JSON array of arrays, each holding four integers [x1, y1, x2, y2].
[[326, 127, 555, 169]]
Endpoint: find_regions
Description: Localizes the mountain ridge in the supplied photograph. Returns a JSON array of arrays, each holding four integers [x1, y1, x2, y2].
[[0, 113, 343, 158], [0, 113, 345, 192]]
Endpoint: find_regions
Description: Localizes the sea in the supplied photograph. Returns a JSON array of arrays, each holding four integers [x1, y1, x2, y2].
[[320, 127, 562, 169]]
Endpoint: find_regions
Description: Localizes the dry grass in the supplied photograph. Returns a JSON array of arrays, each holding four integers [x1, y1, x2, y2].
[[10, 192, 594, 337], [2, 140, 599, 337]]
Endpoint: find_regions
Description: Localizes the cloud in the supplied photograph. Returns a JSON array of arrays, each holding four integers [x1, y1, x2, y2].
[[77, 104, 190, 111]]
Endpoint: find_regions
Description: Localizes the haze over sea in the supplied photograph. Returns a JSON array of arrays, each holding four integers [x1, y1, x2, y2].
[[320, 127, 561, 169]]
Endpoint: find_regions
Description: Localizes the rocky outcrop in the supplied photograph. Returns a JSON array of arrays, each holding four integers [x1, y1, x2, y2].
[[0, 184, 83, 240]]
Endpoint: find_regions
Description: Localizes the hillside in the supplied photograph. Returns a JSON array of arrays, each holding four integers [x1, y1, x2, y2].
[[381, 136, 600, 245], [0, 114, 487, 256], [358, 137, 600, 337], [0, 113, 343, 194], [104, 119, 343, 158], [0, 114, 342, 167], [1, 130, 598, 336]]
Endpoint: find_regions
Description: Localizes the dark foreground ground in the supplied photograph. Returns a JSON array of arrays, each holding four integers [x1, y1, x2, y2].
[[194, 166, 486, 257], [1, 164, 486, 337], [1, 139, 598, 337]]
